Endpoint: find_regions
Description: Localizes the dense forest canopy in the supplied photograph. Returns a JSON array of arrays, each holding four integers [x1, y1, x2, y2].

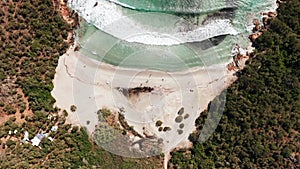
[[169, 0, 300, 168]]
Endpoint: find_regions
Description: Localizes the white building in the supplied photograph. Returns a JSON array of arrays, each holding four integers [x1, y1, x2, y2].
[[31, 133, 45, 147], [22, 131, 29, 143]]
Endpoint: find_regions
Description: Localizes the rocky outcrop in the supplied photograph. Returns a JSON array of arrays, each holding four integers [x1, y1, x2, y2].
[[227, 8, 278, 72], [253, 19, 261, 32], [249, 32, 263, 42]]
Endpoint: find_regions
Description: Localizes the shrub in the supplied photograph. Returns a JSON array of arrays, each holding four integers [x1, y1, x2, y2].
[[70, 105, 77, 112], [155, 120, 163, 127], [179, 123, 184, 129], [175, 116, 183, 123]]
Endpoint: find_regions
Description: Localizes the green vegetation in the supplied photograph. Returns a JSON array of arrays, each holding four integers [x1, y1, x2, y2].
[[175, 116, 183, 123], [70, 105, 77, 112], [169, 1, 300, 168], [156, 120, 163, 127], [118, 112, 143, 137], [177, 129, 183, 135], [183, 113, 189, 119], [0, 0, 162, 168], [98, 108, 112, 118], [94, 123, 118, 144], [163, 127, 171, 132], [177, 107, 184, 115]]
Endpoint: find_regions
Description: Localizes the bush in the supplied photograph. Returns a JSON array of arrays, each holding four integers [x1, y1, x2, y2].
[[155, 120, 163, 127], [6, 140, 15, 148], [177, 107, 184, 115], [184, 114, 190, 119], [163, 127, 171, 132], [177, 129, 183, 135], [175, 116, 183, 123], [70, 105, 77, 112], [179, 123, 184, 129]]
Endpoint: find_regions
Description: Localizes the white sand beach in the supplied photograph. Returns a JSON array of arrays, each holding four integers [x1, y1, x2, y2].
[[51, 44, 239, 156]]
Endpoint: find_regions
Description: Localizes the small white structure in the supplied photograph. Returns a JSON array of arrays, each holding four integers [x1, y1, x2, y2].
[[48, 137, 54, 142], [51, 126, 58, 132], [48, 114, 53, 120], [31, 133, 45, 147], [22, 131, 29, 143]]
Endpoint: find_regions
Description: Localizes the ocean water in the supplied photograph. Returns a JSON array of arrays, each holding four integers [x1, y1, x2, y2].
[[109, 0, 276, 15], [76, 22, 237, 71], [109, 0, 230, 13], [69, 0, 276, 71]]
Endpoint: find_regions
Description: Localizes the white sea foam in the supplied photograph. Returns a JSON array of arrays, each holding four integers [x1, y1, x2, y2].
[[108, 0, 137, 9], [123, 19, 238, 45], [68, 0, 123, 28], [68, 0, 238, 45]]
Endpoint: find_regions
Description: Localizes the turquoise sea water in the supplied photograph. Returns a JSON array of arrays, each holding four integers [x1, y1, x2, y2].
[[77, 23, 237, 71], [111, 0, 274, 14], [71, 0, 276, 71], [110, 0, 230, 13]]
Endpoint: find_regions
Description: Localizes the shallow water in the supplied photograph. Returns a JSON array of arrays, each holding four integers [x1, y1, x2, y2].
[[69, 0, 276, 71], [110, 0, 275, 14], [109, 0, 230, 13], [77, 23, 238, 71]]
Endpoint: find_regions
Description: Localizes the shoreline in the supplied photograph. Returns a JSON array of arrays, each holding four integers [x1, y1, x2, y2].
[[53, 0, 279, 168], [51, 43, 237, 155]]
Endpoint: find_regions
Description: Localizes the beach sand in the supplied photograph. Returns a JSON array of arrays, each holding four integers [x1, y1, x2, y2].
[[51, 44, 238, 156]]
